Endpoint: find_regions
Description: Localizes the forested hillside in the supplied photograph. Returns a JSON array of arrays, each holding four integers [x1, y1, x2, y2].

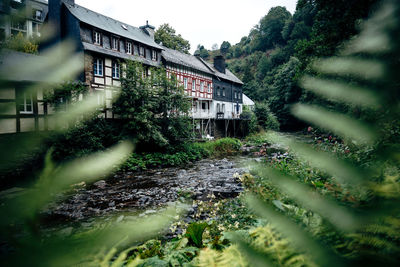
[[199, 0, 380, 129]]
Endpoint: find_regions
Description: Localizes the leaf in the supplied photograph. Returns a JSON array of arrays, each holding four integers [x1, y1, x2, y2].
[[292, 104, 377, 144]]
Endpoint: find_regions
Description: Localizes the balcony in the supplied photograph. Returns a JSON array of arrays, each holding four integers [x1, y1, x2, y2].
[[217, 112, 224, 119]]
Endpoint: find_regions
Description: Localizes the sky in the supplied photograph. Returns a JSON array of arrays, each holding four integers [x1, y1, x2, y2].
[[75, 0, 298, 54]]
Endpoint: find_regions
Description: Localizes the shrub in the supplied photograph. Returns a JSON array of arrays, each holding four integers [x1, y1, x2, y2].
[[254, 102, 280, 131]]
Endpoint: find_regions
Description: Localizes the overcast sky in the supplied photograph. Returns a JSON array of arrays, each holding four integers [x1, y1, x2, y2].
[[75, 0, 298, 53]]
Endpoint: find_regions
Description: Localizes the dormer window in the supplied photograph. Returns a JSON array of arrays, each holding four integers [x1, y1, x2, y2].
[[139, 46, 145, 57], [112, 37, 119, 51], [126, 41, 132, 54], [94, 31, 101, 45], [33, 9, 43, 21], [151, 50, 157, 61]]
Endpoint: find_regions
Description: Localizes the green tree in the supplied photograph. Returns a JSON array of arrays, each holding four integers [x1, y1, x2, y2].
[[155, 23, 191, 54], [220, 41, 231, 55], [113, 61, 191, 150], [194, 45, 209, 59], [251, 6, 292, 52], [265, 57, 302, 129]]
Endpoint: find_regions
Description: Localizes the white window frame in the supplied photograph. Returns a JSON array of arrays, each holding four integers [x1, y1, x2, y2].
[[112, 37, 119, 50], [19, 92, 33, 114], [112, 61, 120, 79], [126, 41, 132, 54], [151, 50, 157, 61], [139, 46, 145, 57], [94, 31, 101, 45], [207, 83, 211, 93], [192, 79, 196, 91], [184, 77, 188, 89], [34, 10, 43, 21], [94, 58, 103, 76], [96, 90, 105, 107], [200, 81, 204, 92]]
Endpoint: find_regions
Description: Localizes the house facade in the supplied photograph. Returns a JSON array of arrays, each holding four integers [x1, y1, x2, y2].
[[0, 0, 48, 41], [161, 46, 214, 120], [1, 0, 250, 137], [0, 50, 51, 134]]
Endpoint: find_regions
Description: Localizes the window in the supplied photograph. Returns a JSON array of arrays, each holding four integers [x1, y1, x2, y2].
[[192, 80, 196, 91], [222, 104, 225, 113], [207, 83, 211, 93], [217, 103, 221, 113], [10, 19, 26, 36], [126, 41, 132, 54], [94, 58, 103, 76], [234, 92, 237, 99], [216, 86, 220, 96], [184, 77, 188, 89], [236, 105, 240, 114], [33, 10, 43, 21], [200, 81, 204, 92], [32, 22, 40, 37], [96, 91, 105, 107], [151, 50, 157, 61], [202, 102, 206, 110], [94, 31, 101, 45], [19, 92, 33, 114], [222, 88, 226, 97], [112, 61, 120, 79], [139, 46, 145, 57], [112, 37, 119, 50]]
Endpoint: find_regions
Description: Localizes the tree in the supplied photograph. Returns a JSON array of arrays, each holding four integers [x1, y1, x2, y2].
[[113, 61, 191, 150], [255, 6, 292, 51], [155, 23, 191, 54], [211, 43, 219, 51], [194, 45, 209, 59], [220, 41, 231, 55]]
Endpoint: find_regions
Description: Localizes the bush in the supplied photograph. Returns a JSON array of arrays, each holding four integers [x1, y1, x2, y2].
[[254, 102, 280, 131], [50, 118, 122, 161]]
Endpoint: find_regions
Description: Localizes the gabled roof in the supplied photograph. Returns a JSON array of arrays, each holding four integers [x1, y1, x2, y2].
[[198, 58, 243, 85], [64, 2, 162, 50], [83, 43, 160, 67], [0, 50, 55, 83], [161, 46, 213, 75], [243, 93, 255, 106]]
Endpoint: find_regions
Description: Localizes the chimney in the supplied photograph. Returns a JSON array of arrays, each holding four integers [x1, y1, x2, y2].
[[214, 55, 226, 74], [140, 20, 155, 40], [48, 0, 74, 43]]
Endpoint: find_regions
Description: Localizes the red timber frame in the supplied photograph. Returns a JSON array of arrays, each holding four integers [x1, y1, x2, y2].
[[165, 64, 213, 99]]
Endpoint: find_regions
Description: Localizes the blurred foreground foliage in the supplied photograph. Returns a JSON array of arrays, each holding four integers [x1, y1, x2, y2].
[[234, 0, 400, 266], [0, 35, 185, 266]]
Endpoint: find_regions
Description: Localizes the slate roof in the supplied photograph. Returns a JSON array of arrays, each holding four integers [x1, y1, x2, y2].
[[0, 50, 52, 82], [161, 47, 213, 75], [198, 58, 243, 85], [243, 93, 255, 106], [83, 43, 160, 67], [64, 2, 162, 50]]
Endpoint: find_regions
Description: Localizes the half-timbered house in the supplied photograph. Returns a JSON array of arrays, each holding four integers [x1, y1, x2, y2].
[[47, 0, 163, 119], [0, 0, 251, 137]]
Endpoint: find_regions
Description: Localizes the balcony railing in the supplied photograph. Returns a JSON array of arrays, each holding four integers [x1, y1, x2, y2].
[[217, 112, 224, 119]]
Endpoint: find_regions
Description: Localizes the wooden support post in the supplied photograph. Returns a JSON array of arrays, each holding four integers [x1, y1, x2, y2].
[[233, 119, 236, 137]]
